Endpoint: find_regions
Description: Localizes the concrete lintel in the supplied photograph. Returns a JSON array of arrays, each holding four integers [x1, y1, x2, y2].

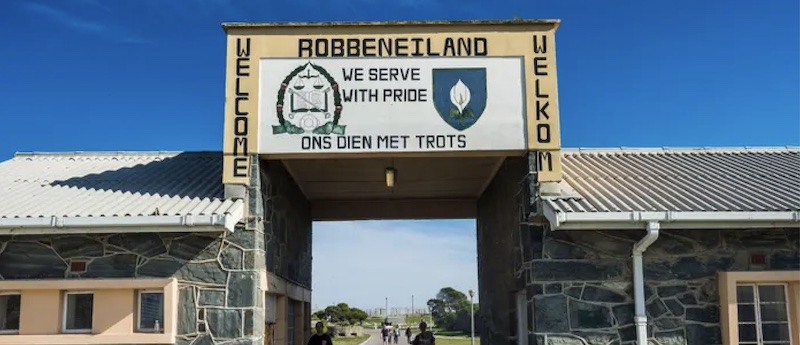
[[224, 184, 248, 200], [311, 198, 477, 221]]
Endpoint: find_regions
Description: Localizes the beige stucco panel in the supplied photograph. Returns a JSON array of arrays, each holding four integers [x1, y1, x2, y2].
[[92, 289, 134, 334], [222, 22, 563, 183], [19, 290, 61, 335]]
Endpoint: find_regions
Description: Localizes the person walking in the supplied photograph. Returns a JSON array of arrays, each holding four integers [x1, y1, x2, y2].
[[393, 327, 400, 344], [307, 322, 333, 345], [381, 324, 390, 345], [411, 321, 435, 345], [405, 327, 412, 343]]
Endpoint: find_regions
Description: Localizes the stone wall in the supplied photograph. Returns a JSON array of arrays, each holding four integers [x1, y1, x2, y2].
[[522, 226, 800, 345], [256, 159, 313, 341], [0, 228, 264, 345], [258, 160, 312, 289], [476, 156, 528, 345]]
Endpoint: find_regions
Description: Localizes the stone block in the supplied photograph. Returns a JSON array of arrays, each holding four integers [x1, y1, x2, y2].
[[569, 300, 613, 329], [770, 251, 800, 269], [177, 262, 228, 285], [178, 287, 197, 335], [581, 285, 627, 303], [644, 256, 733, 281], [685, 305, 719, 323], [685, 323, 721, 345], [107, 233, 166, 257], [646, 299, 668, 319], [51, 236, 104, 257], [169, 235, 221, 261], [545, 283, 562, 294], [221, 245, 244, 270], [228, 272, 257, 308], [83, 254, 137, 278], [572, 331, 618, 345], [138, 258, 184, 277], [0, 242, 68, 279], [662, 298, 684, 317], [207, 309, 243, 339], [652, 329, 685, 345], [612, 303, 634, 326], [534, 295, 569, 333], [532, 261, 624, 281], [198, 289, 225, 307]]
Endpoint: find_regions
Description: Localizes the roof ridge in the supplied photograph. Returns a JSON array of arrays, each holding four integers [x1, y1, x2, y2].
[[14, 151, 222, 158], [561, 146, 800, 154]]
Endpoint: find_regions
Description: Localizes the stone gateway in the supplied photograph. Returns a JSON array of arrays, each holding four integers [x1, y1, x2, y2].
[[0, 19, 797, 345]]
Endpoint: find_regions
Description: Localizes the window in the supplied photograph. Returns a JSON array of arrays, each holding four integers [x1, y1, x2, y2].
[[137, 291, 164, 333], [287, 299, 296, 345], [0, 293, 21, 334], [736, 284, 793, 345], [62, 292, 93, 333], [719, 271, 799, 345]]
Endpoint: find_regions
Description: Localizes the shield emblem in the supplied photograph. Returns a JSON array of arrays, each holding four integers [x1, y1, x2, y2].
[[432, 68, 487, 131]]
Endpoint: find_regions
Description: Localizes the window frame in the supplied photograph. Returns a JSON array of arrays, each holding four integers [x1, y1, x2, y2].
[[719, 271, 800, 345], [0, 291, 21, 335], [136, 290, 165, 333], [61, 291, 94, 334]]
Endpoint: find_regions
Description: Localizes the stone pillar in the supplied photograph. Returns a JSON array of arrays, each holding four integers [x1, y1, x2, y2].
[[476, 156, 528, 345]]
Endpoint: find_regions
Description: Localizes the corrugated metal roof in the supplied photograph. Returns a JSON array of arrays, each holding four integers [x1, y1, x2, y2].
[[0, 151, 243, 219], [545, 146, 800, 213]]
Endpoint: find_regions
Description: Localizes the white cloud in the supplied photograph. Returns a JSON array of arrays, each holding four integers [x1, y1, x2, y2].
[[311, 220, 478, 311]]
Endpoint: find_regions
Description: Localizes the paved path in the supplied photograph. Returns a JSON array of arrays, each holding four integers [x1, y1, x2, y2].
[[359, 330, 412, 345]]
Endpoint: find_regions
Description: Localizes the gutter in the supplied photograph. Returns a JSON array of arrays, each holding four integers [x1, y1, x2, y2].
[[542, 206, 800, 231], [632, 221, 660, 345], [0, 208, 244, 235]]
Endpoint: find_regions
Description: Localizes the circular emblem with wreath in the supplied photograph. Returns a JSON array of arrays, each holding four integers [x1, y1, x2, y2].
[[273, 62, 346, 135]]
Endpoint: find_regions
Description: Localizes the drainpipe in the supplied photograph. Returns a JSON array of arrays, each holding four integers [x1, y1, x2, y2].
[[632, 221, 660, 345]]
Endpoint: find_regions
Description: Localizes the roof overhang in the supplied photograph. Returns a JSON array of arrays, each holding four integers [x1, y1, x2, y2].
[[541, 200, 800, 231], [0, 200, 245, 235]]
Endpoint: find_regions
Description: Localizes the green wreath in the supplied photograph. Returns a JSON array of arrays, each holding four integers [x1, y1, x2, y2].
[[273, 62, 345, 135]]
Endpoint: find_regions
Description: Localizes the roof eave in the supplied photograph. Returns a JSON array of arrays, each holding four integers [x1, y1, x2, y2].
[[221, 19, 561, 32], [541, 203, 800, 231], [0, 200, 245, 235]]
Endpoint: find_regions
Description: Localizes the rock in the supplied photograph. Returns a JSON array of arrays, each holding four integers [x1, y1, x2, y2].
[[532, 261, 624, 281], [685, 324, 721, 345], [0, 242, 67, 278], [646, 299, 668, 319], [51, 236, 104, 257], [656, 285, 687, 298], [107, 233, 166, 257], [228, 272, 257, 308], [544, 239, 588, 259], [198, 289, 225, 307], [220, 245, 244, 270], [612, 304, 634, 326], [685, 306, 719, 323], [770, 251, 800, 269], [138, 258, 184, 277], [178, 287, 196, 335], [534, 295, 569, 332], [546, 334, 587, 345], [170, 235, 221, 261], [177, 262, 228, 285], [663, 298, 684, 317], [653, 329, 686, 345], [581, 285, 627, 303], [83, 254, 137, 278], [653, 317, 683, 330], [569, 300, 613, 329], [207, 309, 243, 339], [545, 283, 562, 294]]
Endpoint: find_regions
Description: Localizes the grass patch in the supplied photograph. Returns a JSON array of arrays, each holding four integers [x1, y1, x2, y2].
[[333, 334, 371, 345], [434, 337, 479, 345]]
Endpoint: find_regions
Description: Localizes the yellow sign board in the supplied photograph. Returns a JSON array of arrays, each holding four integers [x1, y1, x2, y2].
[[222, 20, 563, 184]]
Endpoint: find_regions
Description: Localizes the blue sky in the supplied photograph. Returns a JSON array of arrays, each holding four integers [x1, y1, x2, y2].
[[0, 0, 797, 310]]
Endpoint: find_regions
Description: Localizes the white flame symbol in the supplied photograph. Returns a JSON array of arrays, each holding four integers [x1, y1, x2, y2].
[[449, 79, 471, 113]]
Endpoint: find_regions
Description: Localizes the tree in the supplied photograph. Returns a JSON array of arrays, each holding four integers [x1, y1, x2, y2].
[[427, 287, 480, 334], [314, 303, 368, 325]]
